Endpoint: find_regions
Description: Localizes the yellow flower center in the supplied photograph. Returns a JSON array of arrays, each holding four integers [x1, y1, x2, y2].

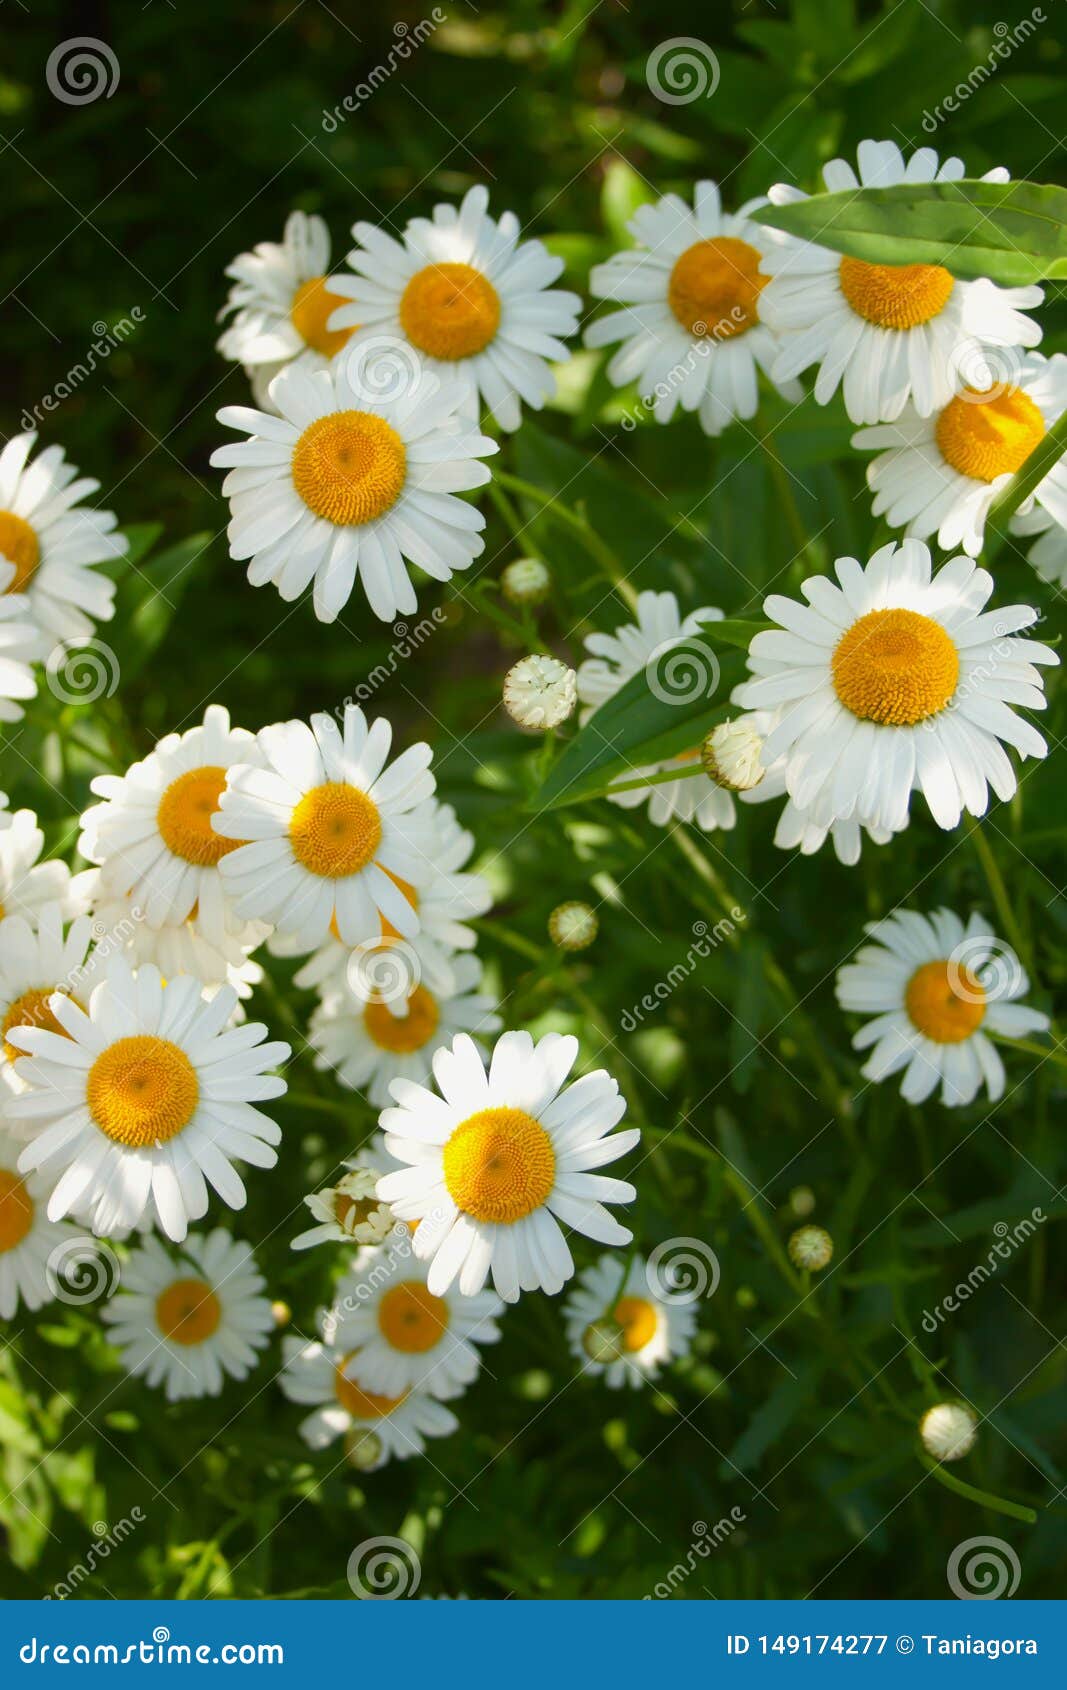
[[155, 1277, 222, 1345], [838, 257, 955, 328], [831, 608, 959, 726], [363, 985, 439, 1054], [0, 1167, 34, 1252], [935, 387, 1046, 483], [905, 959, 986, 1044], [614, 1295, 658, 1353], [377, 1281, 450, 1353], [289, 275, 354, 357], [0, 510, 40, 594], [442, 1105, 555, 1225], [291, 410, 406, 526], [289, 782, 381, 878], [87, 1035, 199, 1148], [156, 765, 245, 867], [2, 986, 73, 1063], [335, 1350, 407, 1418], [399, 261, 501, 360], [667, 236, 766, 339]]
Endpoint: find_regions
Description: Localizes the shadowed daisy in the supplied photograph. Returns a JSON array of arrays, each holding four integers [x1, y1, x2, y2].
[[0, 432, 124, 643]]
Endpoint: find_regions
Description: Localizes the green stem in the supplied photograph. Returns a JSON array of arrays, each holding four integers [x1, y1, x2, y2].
[[496, 470, 638, 611], [988, 1032, 1067, 1070], [919, 1455, 1037, 1525], [599, 761, 709, 798], [986, 405, 1067, 541], [967, 818, 1032, 972]]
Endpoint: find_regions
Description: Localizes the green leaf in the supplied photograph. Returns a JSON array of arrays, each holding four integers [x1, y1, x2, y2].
[[109, 531, 212, 683], [534, 623, 766, 810], [752, 178, 1067, 285]]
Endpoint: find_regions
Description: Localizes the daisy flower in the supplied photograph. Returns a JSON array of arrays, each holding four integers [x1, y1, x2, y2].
[[0, 432, 124, 643], [328, 184, 580, 431], [564, 1253, 696, 1389], [836, 908, 1049, 1107], [279, 799, 492, 1001], [8, 957, 290, 1242], [327, 1240, 503, 1399], [101, 1228, 273, 1400], [0, 1121, 87, 1318], [214, 705, 436, 953], [79, 705, 261, 950], [84, 876, 267, 1006], [0, 905, 101, 1095], [291, 1155, 399, 1251], [732, 540, 1058, 834], [576, 591, 736, 832], [308, 952, 500, 1109], [0, 796, 80, 923], [586, 180, 799, 435], [736, 710, 905, 865], [377, 1030, 639, 1303], [758, 140, 1043, 424], [854, 353, 1067, 557], [217, 211, 355, 408], [279, 1324, 457, 1465], [1010, 506, 1067, 589], [212, 359, 497, 625], [0, 562, 45, 722]]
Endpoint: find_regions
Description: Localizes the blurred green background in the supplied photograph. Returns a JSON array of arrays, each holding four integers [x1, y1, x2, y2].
[[1, 0, 1065, 1599]]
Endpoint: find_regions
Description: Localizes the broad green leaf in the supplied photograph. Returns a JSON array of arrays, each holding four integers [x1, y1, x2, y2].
[[535, 622, 766, 810], [109, 531, 212, 683], [752, 178, 1067, 285]]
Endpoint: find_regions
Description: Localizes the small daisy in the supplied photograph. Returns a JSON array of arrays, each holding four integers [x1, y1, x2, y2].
[[8, 957, 290, 1241], [308, 952, 500, 1108], [0, 905, 102, 1094], [328, 184, 580, 431], [101, 1228, 273, 1400], [327, 1240, 503, 1399], [79, 705, 261, 949], [577, 591, 736, 832], [586, 180, 799, 435], [758, 140, 1043, 424], [217, 211, 356, 408], [0, 796, 79, 923], [0, 1121, 87, 1318], [564, 1253, 696, 1389], [291, 1155, 399, 1251], [732, 540, 1057, 834], [0, 432, 124, 643], [280, 799, 492, 1001], [214, 705, 437, 953], [279, 1325, 458, 1465], [377, 1030, 639, 1303], [0, 563, 44, 722], [854, 353, 1067, 557], [212, 359, 497, 624], [1010, 506, 1067, 589], [836, 908, 1049, 1107]]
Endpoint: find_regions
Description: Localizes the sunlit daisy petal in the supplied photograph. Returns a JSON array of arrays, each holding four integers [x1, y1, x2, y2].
[[564, 1251, 696, 1389], [0, 435, 124, 644]]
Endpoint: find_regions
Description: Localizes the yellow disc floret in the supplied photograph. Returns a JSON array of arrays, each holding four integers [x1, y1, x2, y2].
[[289, 275, 354, 357], [2, 987, 71, 1064], [363, 986, 439, 1054], [377, 1281, 449, 1353], [399, 261, 501, 360], [87, 1035, 200, 1147], [442, 1105, 555, 1224], [905, 959, 986, 1044], [335, 1350, 407, 1418], [0, 1168, 34, 1252], [838, 258, 954, 328], [667, 237, 765, 339], [289, 782, 381, 878], [157, 766, 244, 867], [291, 410, 406, 526], [935, 387, 1046, 483], [614, 1295, 658, 1353], [832, 608, 959, 726], [155, 1277, 222, 1345], [0, 511, 40, 594]]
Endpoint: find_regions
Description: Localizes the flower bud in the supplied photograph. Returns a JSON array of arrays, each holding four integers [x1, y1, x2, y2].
[[271, 1300, 291, 1329], [549, 900, 598, 952], [789, 1185, 815, 1219], [344, 1428, 384, 1471], [503, 654, 577, 730], [582, 1317, 626, 1364], [701, 719, 765, 792], [788, 1225, 833, 1271], [502, 557, 551, 606], [920, 1402, 977, 1462]]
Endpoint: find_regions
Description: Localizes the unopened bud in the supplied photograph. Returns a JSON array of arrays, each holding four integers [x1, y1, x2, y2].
[[700, 719, 765, 792], [582, 1317, 626, 1364], [788, 1225, 833, 1271], [920, 1402, 977, 1463], [344, 1428, 384, 1471], [549, 900, 598, 952], [503, 654, 577, 730], [502, 557, 551, 606]]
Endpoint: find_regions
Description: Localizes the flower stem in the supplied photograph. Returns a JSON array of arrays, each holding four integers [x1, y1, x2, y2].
[[986, 404, 1067, 540], [496, 469, 638, 612], [919, 1454, 1037, 1524]]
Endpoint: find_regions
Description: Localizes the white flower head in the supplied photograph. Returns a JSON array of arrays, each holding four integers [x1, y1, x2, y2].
[[279, 1320, 458, 1465], [0, 432, 124, 643], [0, 796, 81, 924], [0, 1121, 89, 1318], [564, 1253, 696, 1389], [503, 653, 576, 730], [291, 1159, 398, 1252]]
